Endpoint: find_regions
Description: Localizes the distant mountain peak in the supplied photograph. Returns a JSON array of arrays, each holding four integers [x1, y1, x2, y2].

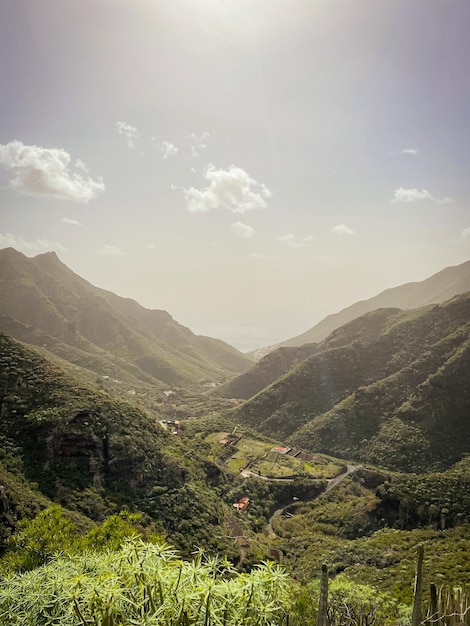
[[37, 250, 60, 259], [0, 246, 252, 387], [0, 246, 25, 258], [276, 258, 470, 350], [232, 292, 470, 473]]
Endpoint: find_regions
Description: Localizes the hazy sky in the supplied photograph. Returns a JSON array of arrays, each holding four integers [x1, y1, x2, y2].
[[1, 0, 469, 351]]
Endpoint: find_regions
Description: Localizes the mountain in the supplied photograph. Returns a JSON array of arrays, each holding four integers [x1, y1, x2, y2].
[[0, 248, 252, 390], [268, 259, 470, 353], [214, 344, 319, 400], [0, 331, 237, 557], [227, 259, 470, 399], [231, 292, 470, 472], [0, 331, 184, 511], [214, 307, 401, 400]]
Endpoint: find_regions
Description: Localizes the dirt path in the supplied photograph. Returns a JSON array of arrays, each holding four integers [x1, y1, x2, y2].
[[267, 463, 358, 537], [226, 517, 250, 568]]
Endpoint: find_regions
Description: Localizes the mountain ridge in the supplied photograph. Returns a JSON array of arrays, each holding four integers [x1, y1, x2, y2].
[[231, 292, 470, 472], [0, 247, 252, 389], [252, 259, 470, 358]]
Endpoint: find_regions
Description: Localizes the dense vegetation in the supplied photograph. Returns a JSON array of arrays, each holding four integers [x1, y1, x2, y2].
[[1, 250, 470, 624], [1, 510, 468, 625], [2, 324, 470, 615], [232, 294, 470, 472], [0, 536, 290, 625], [0, 332, 239, 560], [269, 464, 470, 602]]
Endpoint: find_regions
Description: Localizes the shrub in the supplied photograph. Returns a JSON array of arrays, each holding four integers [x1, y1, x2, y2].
[[0, 538, 290, 625]]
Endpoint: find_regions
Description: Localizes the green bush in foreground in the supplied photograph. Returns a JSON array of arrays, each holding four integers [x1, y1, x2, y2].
[[0, 538, 290, 625], [288, 575, 411, 626], [0, 506, 144, 574]]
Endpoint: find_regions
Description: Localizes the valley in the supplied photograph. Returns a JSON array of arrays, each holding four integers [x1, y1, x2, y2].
[[0, 249, 470, 624], [3, 0, 470, 620]]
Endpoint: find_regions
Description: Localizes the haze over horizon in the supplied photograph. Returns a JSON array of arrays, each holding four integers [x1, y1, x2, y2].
[[1, 0, 469, 351]]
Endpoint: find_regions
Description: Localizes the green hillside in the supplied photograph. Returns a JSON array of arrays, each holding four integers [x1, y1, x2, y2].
[[216, 307, 400, 401], [214, 343, 319, 400], [0, 332, 239, 557], [1, 330, 470, 623], [1, 250, 470, 624], [232, 293, 470, 472], [0, 248, 252, 390], [271, 460, 470, 601]]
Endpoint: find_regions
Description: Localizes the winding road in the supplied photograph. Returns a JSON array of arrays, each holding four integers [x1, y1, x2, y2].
[[267, 463, 358, 537], [227, 463, 359, 564]]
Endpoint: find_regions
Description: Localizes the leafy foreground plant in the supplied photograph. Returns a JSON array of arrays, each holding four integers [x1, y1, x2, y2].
[[0, 538, 290, 625], [0, 506, 146, 574]]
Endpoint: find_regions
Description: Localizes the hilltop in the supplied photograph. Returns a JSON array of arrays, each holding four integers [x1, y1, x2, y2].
[[0, 248, 252, 392]]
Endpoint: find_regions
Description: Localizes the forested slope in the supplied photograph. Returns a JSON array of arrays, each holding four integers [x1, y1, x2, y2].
[[0, 332, 234, 556], [233, 293, 470, 471]]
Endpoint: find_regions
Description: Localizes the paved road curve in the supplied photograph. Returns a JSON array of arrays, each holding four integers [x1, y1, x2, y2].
[[267, 464, 358, 537]]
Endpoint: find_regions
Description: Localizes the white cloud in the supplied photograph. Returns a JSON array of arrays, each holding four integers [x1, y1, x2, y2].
[[144, 243, 155, 249], [62, 217, 81, 226], [116, 121, 139, 149], [391, 187, 454, 205], [462, 227, 470, 239], [161, 141, 178, 159], [183, 164, 271, 214], [437, 196, 454, 205], [277, 233, 314, 248], [75, 158, 89, 172], [0, 232, 66, 254], [391, 187, 433, 203], [0, 141, 105, 203], [96, 244, 125, 256], [249, 253, 269, 259], [387, 148, 419, 156], [188, 131, 210, 158], [331, 224, 355, 236], [231, 222, 254, 239]]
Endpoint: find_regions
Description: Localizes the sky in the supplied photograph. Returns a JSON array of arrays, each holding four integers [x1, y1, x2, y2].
[[1, 0, 469, 351]]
